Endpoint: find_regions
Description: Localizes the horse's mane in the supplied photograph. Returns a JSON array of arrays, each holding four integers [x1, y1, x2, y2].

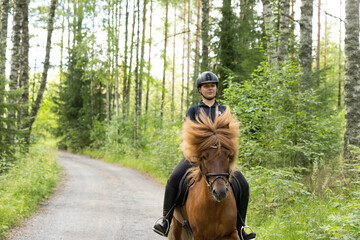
[[180, 107, 240, 182]]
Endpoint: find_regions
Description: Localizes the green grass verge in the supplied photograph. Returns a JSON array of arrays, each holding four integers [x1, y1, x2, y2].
[[0, 145, 61, 239]]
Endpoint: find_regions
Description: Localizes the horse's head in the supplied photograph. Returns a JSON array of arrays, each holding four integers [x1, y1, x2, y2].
[[181, 107, 240, 201], [200, 146, 231, 202]]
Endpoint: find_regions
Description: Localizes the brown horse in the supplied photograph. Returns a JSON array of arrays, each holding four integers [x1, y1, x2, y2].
[[168, 107, 241, 240]]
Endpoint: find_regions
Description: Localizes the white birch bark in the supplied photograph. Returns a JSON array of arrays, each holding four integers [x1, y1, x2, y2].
[[299, 0, 313, 89], [344, 0, 360, 158]]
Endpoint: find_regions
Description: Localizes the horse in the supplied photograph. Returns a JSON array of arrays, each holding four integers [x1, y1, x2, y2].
[[168, 107, 241, 240]]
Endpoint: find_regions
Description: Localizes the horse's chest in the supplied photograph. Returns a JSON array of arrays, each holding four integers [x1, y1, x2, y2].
[[187, 191, 237, 239]]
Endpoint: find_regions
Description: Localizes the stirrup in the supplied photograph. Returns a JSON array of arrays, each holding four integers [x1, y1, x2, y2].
[[152, 217, 170, 237], [240, 225, 256, 240]]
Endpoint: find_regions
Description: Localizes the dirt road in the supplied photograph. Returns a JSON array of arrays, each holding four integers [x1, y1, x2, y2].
[[8, 151, 165, 240]]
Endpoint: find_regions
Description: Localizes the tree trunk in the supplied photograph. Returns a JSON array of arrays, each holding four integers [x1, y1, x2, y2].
[[181, 2, 186, 120], [278, 0, 290, 63], [0, 0, 9, 78], [192, 0, 201, 104], [171, 4, 176, 119], [114, 0, 120, 117], [139, 0, 147, 118], [134, 0, 141, 140], [316, 0, 321, 86], [106, 2, 111, 124], [126, 0, 137, 117], [19, 0, 29, 129], [323, 0, 327, 69], [299, 0, 313, 90], [27, 0, 57, 144], [290, 0, 295, 58], [0, 0, 9, 111], [186, 0, 191, 109], [9, 0, 25, 143], [261, 0, 277, 67], [145, 0, 152, 116], [160, 1, 169, 124], [344, 0, 360, 159], [201, 0, 209, 71], [122, 0, 129, 119], [59, 0, 65, 86], [338, 0, 342, 108]]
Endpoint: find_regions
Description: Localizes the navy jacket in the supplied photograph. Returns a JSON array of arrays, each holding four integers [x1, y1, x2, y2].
[[185, 100, 226, 122]]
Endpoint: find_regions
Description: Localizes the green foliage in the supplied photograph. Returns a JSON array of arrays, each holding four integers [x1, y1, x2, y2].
[[0, 144, 61, 239], [222, 61, 343, 167], [245, 164, 360, 239]]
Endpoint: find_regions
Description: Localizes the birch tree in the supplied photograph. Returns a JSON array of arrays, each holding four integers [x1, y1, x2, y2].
[[278, 0, 290, 63], [27, 0, 57, 144], [299, 0, 313, 89], [201, 0, 209, 71], [344, 0, 360, 159], [261, 0, 277, 66]]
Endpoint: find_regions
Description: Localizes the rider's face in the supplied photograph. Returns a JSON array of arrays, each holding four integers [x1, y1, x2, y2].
[[199, 83, 217, 100]]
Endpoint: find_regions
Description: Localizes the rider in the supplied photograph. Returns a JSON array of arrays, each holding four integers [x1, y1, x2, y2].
[[153, 71, 256, 240]]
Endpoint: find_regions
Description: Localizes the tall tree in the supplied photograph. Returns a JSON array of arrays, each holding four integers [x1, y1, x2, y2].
[[160, 0, 169, 124], [262, 0, 277, 67], [181, 1, 186, 120], [0, 0, 9, 81], [19, 0, 29, 128], [299, 0, 313, 89], [171, 3, 176, 119], [192, 0, 201, 104], [27, 0, 57, 144], [122, 0, 129, 118], [344, 0, 360, 159], [9, 0, 26, 144], [145, 0, 152, 116], [315, 0, 321, 86], [186, 0, 191, 109], [114, 0, 121, 117], [278, 0, 290, 63], [338, 0, 342, 108], [126, 0, 137, 117], [200, 0, 209, 71]]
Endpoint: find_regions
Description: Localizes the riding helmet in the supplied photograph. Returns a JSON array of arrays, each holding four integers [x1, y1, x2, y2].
[[196, 71, 219, 88]]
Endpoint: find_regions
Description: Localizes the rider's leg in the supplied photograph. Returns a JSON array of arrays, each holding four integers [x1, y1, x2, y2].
[[153, 158, 193, 237], [232, 171, 256, 240]]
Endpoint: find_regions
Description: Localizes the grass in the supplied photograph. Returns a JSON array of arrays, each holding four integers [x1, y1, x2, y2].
[[0, 144, 61, 239]]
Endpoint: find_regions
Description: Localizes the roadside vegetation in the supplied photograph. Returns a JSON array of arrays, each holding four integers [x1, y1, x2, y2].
[[0, 144, 61, 239]]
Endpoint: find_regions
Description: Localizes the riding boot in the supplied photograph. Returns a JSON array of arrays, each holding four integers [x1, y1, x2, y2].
[[153, 183, 178, 237]]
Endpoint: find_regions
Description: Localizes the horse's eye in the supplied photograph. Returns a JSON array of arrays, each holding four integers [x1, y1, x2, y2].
[[227, 155, 231, 159], [201, 155, 207, 160]]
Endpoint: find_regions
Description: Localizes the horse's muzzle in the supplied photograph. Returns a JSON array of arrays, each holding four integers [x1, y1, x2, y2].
[[212, 184, 228, 202]]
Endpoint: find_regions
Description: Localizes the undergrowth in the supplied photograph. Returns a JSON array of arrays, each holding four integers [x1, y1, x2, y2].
[[0, 144, 61, 239]]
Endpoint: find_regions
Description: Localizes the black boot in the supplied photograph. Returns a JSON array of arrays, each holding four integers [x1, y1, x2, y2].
[[153, 183, 178, 237]]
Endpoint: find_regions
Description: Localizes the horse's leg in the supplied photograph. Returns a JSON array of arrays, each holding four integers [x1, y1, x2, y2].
[[171, 217, 183, 240]]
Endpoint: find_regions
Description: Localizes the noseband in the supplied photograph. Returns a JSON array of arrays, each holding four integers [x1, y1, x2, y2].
[[200, 145, 230, 190]]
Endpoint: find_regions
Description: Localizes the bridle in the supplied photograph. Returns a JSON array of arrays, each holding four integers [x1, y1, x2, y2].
[[199, 145, 230, 190]]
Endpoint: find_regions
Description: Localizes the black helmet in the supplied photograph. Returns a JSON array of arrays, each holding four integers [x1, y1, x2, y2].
[[196, 71, 219, 88]]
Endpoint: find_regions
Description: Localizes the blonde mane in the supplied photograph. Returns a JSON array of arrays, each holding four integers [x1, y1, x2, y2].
[[180, 107, 240, 181]]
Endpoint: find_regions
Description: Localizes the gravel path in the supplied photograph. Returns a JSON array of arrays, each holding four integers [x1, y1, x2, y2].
[[7, 151, 165, 240]]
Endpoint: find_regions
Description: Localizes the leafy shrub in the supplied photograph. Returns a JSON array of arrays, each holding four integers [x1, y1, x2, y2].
[[223, 61, 343, 167]]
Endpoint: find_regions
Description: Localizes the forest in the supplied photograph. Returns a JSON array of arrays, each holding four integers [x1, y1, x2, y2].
[[0, 0, 360, 239]]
